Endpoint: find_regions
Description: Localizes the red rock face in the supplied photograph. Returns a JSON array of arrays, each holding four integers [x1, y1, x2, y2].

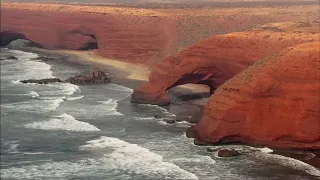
[[131, 27, 318, 105], [191, 42, 320, 149], [0, 8, 175, 65], [1, 3, 318, 65]]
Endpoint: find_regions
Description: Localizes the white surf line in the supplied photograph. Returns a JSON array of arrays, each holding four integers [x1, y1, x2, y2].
[[79, 136, 199, 180], [24, 113, 100, 132]]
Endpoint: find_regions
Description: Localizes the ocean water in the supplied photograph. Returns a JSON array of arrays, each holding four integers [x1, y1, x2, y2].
[[1, 48, 319, 180]]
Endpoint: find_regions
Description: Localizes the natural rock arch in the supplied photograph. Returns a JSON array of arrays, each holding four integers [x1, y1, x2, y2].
[[67, 25, 99, 50], [131, 27, 318, 106], [0, 31, 42, 47]]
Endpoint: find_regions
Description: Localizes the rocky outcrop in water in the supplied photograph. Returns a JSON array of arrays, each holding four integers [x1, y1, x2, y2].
[[32, 56, 55, 61], [20, 70, 111, 85], [218, 149, 240, 157], [1, 56, 18, 60], [21, 78, 62, 84], [66, 70, 111, 85], [190, 42, 320, 149]]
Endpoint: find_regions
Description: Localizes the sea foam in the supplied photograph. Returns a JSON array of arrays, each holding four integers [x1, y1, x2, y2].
[[64, 99, 122, 118], [2, 98, 64, 112], [79, 136, 199, 180], [1, 137, 199, 180], [4, 141, 20, 154], [209, 144, 320, 177], [24, 113, 100, 132], [255, 148, 320, 177]]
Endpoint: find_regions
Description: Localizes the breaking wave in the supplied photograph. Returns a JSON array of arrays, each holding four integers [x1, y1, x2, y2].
[[24, 113, 100, 132], [79, 136, 199, 180]]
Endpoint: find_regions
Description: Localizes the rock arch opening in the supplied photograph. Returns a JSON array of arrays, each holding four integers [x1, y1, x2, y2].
[[78, 34, 99, 50], [165, 73, 216, 103], [0, 31, 42, 47], [167, 73, 217, 93]]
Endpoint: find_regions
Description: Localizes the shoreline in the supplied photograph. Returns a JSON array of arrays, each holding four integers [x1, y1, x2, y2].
[[6, 46, 320, 171], [14, 46, 208, 120], [24, 47, 211, 106]]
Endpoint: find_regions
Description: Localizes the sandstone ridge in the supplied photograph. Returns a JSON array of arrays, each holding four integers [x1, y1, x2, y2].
[[1, 3, 318, 65]]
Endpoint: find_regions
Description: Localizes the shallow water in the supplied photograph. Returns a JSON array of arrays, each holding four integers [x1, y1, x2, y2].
[[1, 48, 319, 180]]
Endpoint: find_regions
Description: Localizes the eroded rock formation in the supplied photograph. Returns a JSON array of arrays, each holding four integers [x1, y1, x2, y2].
[[131, 22, 318, 105], [21, 70, 111, 85], [1, 3, 318, 65], [190, 42, 320, 149], [66, 69, 111, 84]]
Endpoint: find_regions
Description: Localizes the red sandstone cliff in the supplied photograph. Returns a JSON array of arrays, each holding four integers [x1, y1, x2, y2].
[[131, 22, 319, 105], [1, 3, 319, 65], [190, 42, 320, 149]]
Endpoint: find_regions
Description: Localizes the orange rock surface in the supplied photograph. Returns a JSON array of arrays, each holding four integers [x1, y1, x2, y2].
[[1, 3, 319, 65], [190, 42, 320, 149], [131, 22, 319, 105]]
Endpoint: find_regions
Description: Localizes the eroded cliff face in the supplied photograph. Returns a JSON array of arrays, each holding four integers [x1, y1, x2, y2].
[[0, 8, 175, 65], [131, 22, 319, 105], [1, 3, 319, 65], [190, 42, 320, 149]]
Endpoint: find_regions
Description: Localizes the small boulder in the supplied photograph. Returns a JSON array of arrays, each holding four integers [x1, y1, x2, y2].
[[218, 149, 239, 157], [154, 114, 162, 119], [194, 138, 209, 146]]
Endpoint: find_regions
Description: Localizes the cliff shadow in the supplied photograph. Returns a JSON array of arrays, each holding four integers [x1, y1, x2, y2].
[[175, 92, 211, 102], [78, 34, 98, 50]]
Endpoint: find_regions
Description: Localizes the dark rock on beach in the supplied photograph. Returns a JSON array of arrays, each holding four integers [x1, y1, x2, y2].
[[2, 56, 18, 60], [21, 78, 62, 84], [194, 138, 209, 146], [154, 114, 162, 119], [20, 69, 111, 85], [66, 69, 111, 85], [164, 119, 176, 124], [218, 149, 240, 157], [32, 56, 55, 61], [186, 127, 196, 138]]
